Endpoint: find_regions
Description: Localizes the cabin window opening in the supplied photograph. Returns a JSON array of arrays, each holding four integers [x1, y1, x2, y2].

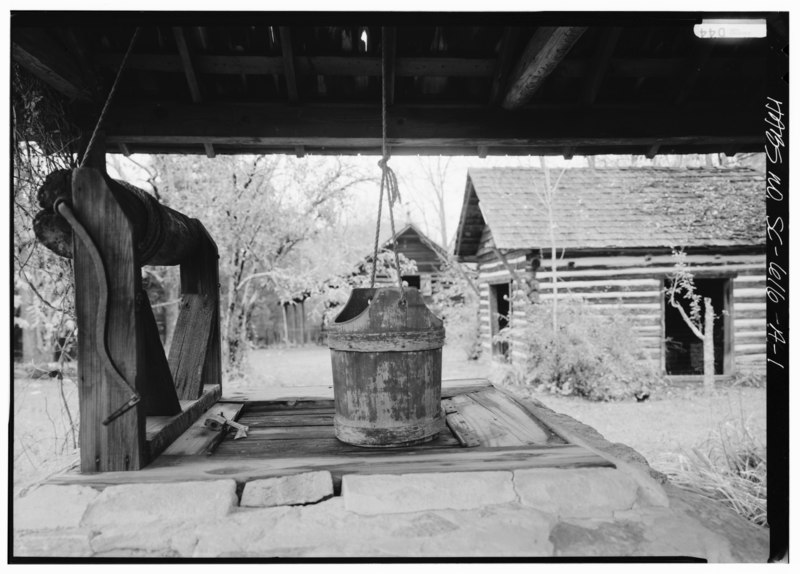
[[490, 282, 511, 358], [402, 275, 421, 289], [664, 277, 730, 375]]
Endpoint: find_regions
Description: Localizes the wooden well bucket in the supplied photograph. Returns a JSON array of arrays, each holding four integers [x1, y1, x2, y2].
[[327, 287, 445, 447]]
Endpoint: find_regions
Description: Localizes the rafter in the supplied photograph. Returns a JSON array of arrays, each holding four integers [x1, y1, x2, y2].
[[12, 28, 94, 102], [489, 27, 521, 106], [582, 27, 622, 106], [279, 26, 299, 103], [382, 27, 397, 105], [173, 27, 215, 158], [673, 42, 714, 105], [501, 26, 586, 110]]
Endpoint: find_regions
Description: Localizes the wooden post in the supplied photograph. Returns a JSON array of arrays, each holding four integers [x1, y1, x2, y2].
[[168, 223, 222, 400], [299, 300, 307, 345], [72, 167, 147, 471]]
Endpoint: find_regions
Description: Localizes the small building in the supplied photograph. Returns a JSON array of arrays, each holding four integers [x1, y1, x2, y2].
[[358, 223, 450, 301], [454, 166, 766, 377]]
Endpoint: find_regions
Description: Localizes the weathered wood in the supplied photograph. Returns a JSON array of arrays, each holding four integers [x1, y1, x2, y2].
[[12, 27, 94, 102], [47, 442, 613, 488], [582, 27, 622, 106], [139, 291, 181, 416], [173, 26, 216, 159], [441, 400, 481, 448], [177, 223, 222, 396], [72, 167, 146, 472], [161, 401, 243, 456], [469, 389, 564, 444], [502, 27, 587, 110], [168, 294, 216, 400], [146, 384, 222, 460], [279, 27, 298, 103], [102, 102, 765, 153], [329, 287, 445, 447], [34, 169, 203, 266], [440, 379, 494, 398]]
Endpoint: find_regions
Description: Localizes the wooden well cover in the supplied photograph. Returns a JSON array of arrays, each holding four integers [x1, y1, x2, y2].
[[327, 287, 445, 448]]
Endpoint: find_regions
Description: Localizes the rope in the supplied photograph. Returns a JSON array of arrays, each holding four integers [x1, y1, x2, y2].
[[79, 27, 141, 168], [369, 28, 404, 296]]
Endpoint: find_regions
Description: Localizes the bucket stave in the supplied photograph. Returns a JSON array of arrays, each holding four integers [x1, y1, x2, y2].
[[327, 287, 445, 447]]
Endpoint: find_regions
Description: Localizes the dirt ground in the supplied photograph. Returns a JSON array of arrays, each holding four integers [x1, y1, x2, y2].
[[12, 344, 766, 493]]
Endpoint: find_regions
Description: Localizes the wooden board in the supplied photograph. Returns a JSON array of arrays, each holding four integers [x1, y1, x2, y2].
[[146, 384, 222, 460], [72, 167, 146, 472], [139, 292, 181, 416], [161, 402, 244, 456], [168, 294, 216, 400], [47, 442, 613, 488], [467, 389, 563, 445]]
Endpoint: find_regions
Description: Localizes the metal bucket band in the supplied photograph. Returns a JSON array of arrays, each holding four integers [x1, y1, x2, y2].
[[327, 329, 445, 352]]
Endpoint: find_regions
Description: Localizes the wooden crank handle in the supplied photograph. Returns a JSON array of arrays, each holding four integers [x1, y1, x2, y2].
[[54, 199, 141, 425]]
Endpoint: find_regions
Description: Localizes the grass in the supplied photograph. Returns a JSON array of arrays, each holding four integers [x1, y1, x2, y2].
[[664, 415, 767, 527]]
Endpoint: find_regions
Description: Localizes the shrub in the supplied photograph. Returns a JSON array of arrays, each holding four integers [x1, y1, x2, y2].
[[665, 416, 767, 527], [494, 296, 663, 401]]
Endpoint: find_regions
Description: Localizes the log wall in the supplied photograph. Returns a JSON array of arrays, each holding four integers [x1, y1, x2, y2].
[[474, 228, 766, 376]]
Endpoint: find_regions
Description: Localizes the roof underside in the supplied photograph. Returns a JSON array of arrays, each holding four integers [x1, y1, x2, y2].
[[455, 167, 766, 256], [11, 12, 780, 157]]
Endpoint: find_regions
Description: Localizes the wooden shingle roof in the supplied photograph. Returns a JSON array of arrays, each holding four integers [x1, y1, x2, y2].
[[455, 167, 765, 257]]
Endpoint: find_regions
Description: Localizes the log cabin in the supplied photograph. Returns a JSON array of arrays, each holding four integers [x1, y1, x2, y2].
[[454, 166, 767, 378]]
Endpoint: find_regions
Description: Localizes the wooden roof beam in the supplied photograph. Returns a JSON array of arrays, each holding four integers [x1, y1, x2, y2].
[[673, 42, 714, 106], [581, 27, 622, 106], [382, 27, 397, 106], [645, 142, 661, 159], [12, 28, 94, 102], [103, 102, 764, 154], [489, 27, 522, 106], [279, 27, 299, 103], [173, 27, 215, 159], [501, 26, 587, 110]]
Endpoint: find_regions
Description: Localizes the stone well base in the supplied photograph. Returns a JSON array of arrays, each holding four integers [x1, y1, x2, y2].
[[13, 464, 767, 560]]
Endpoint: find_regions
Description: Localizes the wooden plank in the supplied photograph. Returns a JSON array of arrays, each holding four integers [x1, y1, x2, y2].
[[449, 394, 526, 447], [444, 413, 481, 448], [146, 384, 222, 460], [240, 412, 334, 428], [502, 27, 587, 110], [582, 27, 622, 106], [441, 378, 494, 398], [489, 27, 522, 106], [103, 101, 765, 151], [173, 224, 222, 398], [139, 292, 181, 416], [46, 443, 613, 488], [168, 294, 216, 399], [72, 167, 146, 472], [279, 27, 298, 103], [467, 389, 562, 445], [172, 27, 216, 160], [161, 402, 243, 456]]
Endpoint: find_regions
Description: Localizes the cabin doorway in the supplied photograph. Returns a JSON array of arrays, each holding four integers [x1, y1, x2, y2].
[[490, 282, 511, 358], [664, 277, 731, 375], [402, 275, 422, 289]]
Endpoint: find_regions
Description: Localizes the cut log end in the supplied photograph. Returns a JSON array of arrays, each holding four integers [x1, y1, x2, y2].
[[33, 210, 73, 258]]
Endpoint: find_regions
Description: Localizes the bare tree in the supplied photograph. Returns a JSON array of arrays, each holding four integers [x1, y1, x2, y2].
[[665, 250, 716, 393]]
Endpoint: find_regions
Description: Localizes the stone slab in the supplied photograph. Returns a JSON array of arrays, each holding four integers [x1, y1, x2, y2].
[[341, 471, 516, 515], [240, 471, 333, 508], [513, 467, 639, 517], [81, 480, 238, 528], [13, 530, 93, 557], [14, 484, 100, 531]]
